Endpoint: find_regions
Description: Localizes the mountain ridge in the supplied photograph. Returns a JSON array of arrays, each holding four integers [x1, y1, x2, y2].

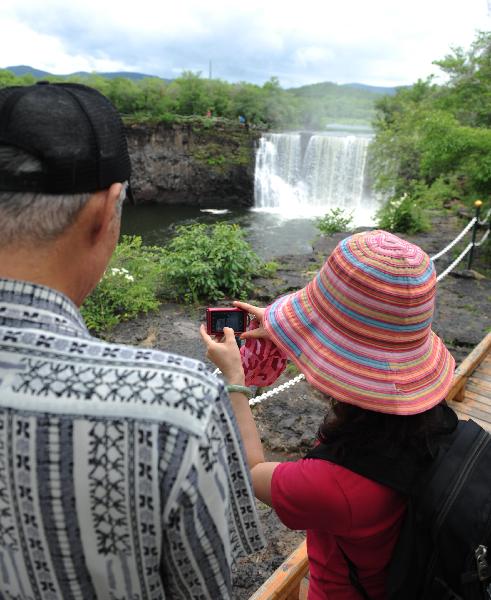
[[4, 65, 396, 94]]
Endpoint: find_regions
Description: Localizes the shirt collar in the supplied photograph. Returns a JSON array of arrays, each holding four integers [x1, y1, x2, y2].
[[0, 277, 89, 336]]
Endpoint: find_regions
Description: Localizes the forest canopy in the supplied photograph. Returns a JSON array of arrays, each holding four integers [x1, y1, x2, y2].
[[370, 30, 491, 211], [0, 67, 388, 129]]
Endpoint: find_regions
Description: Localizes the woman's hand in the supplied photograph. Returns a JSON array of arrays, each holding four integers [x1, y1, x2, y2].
[[233, 301, 271, 341], [201, 320, 277, 506], [199, 325, 245, 385]]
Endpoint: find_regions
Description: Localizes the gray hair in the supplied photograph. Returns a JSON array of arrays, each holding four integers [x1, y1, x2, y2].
[[0, 147, 126, 247]]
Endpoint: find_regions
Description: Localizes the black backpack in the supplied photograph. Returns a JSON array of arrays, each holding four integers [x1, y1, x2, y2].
[[305, 419, 491, 599]]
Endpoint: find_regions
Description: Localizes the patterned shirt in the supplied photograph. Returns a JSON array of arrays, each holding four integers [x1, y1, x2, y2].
[[0, 278, 264, 600]]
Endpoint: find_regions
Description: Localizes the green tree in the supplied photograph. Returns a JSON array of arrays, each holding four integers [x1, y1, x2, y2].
[[433, 31, 491, 127], [371, 30, 491, 221], [229, 82, 265, 123], [106, 77, 141, 114], [0, 69, 19, 88], [136, 77, 176, 116], [171, 71, 210, 116]]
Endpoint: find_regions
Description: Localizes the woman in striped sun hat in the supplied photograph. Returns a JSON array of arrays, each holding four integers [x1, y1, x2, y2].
[[200, 229, 458, 600]]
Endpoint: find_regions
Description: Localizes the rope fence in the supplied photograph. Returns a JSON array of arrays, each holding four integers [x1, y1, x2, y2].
[[215, 201, 491, 405], [479, 208, 491, 226], [475, 229, 490, 248], [430, 217, 477, 262], [435, 242, 473, 282]]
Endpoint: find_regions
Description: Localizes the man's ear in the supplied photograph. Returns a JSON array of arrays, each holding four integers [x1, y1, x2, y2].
[[88, 183, 123, 244]]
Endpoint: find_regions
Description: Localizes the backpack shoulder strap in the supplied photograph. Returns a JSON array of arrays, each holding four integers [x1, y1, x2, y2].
[[304, 443, 419, 495], [417, 419, 489, 522]]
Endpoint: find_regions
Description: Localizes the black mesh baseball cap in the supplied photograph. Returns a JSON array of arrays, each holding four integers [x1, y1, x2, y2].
[[0, 81, 132, 198]]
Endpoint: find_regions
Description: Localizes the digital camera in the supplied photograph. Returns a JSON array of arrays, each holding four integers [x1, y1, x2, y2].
[[206, 307, 248, 335]]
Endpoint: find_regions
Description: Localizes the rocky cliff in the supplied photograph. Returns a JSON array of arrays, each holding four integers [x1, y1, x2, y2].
[[125, 119, 261, 207]]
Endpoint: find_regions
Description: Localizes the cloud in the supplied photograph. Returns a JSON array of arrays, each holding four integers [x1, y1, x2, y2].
[[0, 0, 488, 87]]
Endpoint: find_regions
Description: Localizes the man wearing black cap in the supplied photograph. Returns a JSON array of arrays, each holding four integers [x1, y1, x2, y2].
[[0, 82, 263, 600]]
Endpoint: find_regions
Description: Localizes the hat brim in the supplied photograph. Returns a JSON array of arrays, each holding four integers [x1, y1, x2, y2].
[[264, 286, 455, 415]]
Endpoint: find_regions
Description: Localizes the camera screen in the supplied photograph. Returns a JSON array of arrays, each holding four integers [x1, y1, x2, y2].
[[211, 311, 245, 333]]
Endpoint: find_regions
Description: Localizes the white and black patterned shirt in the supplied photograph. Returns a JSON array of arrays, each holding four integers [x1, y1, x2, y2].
[[0, 278, 264, 600]]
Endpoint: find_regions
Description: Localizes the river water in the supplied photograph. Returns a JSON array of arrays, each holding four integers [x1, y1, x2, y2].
[[121, 129, 379, 259], [120, 205, 320, 259]]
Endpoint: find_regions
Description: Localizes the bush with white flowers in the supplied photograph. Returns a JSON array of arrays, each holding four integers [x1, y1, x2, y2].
[[81, 236, 163, 333], [376, 192, 429, 234]]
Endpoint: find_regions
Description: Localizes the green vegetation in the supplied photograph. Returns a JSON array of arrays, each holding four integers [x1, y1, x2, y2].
[[81, 225, 266, 333], [315, 208, 354, 236], [161, 223, 261, 303], [81, 236, 163, 332], [190, 136, 251, 172], [371, 31, 491, 232], [285, 362, 300, 377], [0, 68, 386, 129], [257, 260, 280, 278], [376, 193, 429, 234]]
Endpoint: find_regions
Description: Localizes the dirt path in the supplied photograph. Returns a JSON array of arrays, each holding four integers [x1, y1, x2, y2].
[[106, 213, 490, 599]]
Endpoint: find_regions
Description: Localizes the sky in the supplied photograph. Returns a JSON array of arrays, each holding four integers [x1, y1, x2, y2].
[[0, 0, 489, 89]]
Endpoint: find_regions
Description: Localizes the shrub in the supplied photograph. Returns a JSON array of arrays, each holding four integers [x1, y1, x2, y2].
[[81, 224, 266, 332], [376, 193, 430, 234], [81, 236, 164, 333], [160, 223, 262, 302], [316, 208, 353, 236], [257, 260, 279, 277]]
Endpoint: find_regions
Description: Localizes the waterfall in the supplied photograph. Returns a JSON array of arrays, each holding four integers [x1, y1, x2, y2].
[[254, 133, 303, 209], [254, 132, 376, 222]]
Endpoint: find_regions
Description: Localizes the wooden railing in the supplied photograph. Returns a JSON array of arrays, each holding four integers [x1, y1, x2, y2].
[[248, 331, 491, 600], [446, 331, 491, 402], [248, 540, 309, 600]]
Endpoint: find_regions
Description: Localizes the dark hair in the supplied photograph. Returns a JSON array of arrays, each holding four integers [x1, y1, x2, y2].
[[317, 398, 458, 462]]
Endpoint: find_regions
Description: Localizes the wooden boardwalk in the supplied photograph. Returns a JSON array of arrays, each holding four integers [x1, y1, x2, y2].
[[448, 355, 491, 430], [447, 332, 491, 431], [248, 331, 491, 600]]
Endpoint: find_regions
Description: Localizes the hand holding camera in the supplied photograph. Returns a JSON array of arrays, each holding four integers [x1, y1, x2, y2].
[[200, 324, 245, 386], [204, 302, 269, 339], [232, 301, 270, 341], [201, 302, 274, 387], [202, 307, 247, 385]]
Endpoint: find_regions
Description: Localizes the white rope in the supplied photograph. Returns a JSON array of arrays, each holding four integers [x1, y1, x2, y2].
[[475, 228, 490, 248], [430, 217, 477, 261], [478, 208, 491, 226], [211, 368, 306, 405], [249, 374, 306, 405], [435, 242, 473, 281]]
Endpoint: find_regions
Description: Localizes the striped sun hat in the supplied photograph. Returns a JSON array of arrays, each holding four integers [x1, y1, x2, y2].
[[263, 230, 455, 415]]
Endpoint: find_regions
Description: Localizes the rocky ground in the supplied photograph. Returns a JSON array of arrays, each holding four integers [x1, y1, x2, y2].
[[106, 211, 490, 599]]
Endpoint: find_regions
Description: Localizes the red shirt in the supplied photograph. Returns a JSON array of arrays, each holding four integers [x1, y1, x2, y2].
[[271, 458, 406, 600]]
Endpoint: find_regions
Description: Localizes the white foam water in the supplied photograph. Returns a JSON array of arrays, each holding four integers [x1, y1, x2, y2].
[[254, 132, 378, 225]]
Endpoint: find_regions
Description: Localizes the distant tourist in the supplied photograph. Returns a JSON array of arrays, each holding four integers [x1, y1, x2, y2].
[[201, 230, 458, 600], [0, 82, 263, 599]]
